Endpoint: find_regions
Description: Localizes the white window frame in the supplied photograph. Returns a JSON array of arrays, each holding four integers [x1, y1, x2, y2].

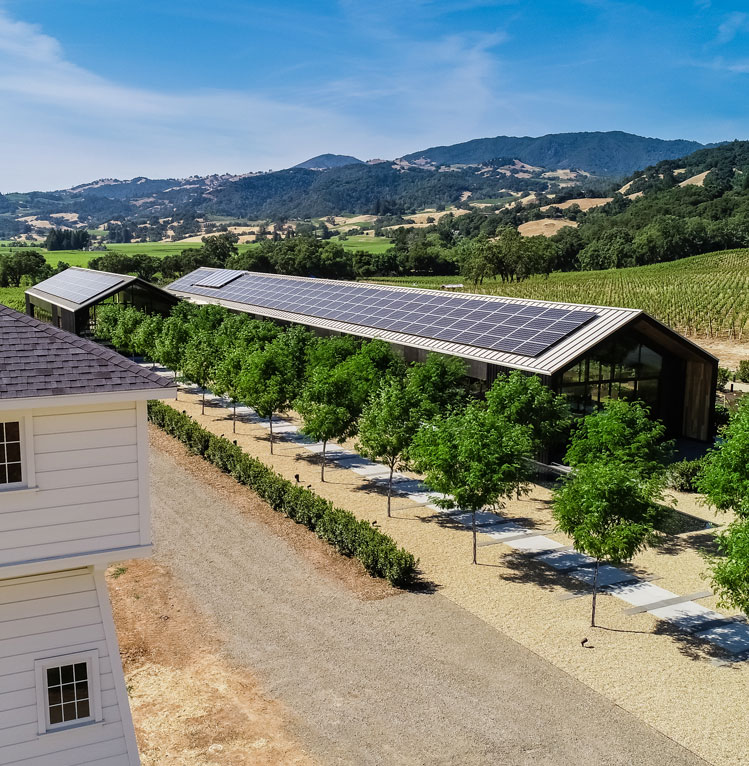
[[0, 412, 35, 493], [34, 650, 103, 735]]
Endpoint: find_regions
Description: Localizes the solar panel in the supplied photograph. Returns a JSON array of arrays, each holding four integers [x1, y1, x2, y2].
[[168, 270, 598, 358], [31, 269, 125, 305], [193, 269, 245, 288]]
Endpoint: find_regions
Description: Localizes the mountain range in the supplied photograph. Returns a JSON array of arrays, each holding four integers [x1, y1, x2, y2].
[[0, 131, 728, 237]]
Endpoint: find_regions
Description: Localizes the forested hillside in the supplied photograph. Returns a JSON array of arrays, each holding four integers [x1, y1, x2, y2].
[[402, 131, 707, 176], [0, 131, 717, 238]]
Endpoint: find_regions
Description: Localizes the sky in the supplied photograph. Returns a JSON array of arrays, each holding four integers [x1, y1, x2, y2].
[[1, 0, 748, 192]]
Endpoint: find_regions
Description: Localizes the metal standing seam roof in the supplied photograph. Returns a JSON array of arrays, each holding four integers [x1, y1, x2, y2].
[[25, 267, 176, 312], [0, 304, 175, 401], [168, 268, 645, 376]]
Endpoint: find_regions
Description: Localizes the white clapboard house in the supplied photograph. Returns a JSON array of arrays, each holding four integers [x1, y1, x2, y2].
[[0, 304, 174, 766]]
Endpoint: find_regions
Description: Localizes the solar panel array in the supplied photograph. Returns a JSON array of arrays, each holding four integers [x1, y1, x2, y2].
[[31, 269, 125, 305], [169, 269, 598, 358], [193, 269, 245, 288]]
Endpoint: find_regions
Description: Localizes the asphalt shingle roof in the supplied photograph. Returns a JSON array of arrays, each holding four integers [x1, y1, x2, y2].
[[0, 303, 174, 400]]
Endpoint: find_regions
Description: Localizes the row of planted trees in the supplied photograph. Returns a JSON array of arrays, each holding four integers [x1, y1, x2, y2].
[[97, 302, 749, 624]]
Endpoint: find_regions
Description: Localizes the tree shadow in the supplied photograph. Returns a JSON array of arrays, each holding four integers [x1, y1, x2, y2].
[[654, 529, 720, 557], [650, 621, 741, 666]]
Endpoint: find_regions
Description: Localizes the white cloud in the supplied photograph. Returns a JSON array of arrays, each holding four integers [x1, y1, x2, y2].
[[0, 10, 383, 191], [715, 11, 748, 44]]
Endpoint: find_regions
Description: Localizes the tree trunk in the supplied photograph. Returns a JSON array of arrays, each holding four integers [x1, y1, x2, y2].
[[233, 402, 236, 433], [387, 464, 394, 517], [201, 388, 205, 415], [321, 440, 327, 482], [472, 509, 477, 565], [269, 413, 274, 454], [591, 558, 600, 628]]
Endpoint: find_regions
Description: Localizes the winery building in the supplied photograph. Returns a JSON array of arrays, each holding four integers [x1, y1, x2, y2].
[[25, 267, 178, 337], [168, 268, 718, 442]]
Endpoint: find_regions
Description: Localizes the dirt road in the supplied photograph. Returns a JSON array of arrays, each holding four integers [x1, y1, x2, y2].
[[148, 435, 707, 766]]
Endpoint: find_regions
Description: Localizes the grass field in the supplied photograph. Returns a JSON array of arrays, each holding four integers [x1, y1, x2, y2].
[[331, 234, 392, 254], [0, 240, 258, 269], [368, 248, 749, 340], [0, 287, 25, 311]]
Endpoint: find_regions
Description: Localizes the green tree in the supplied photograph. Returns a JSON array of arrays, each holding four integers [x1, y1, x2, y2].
[[155, 314, 191, 386], [181, 331, 217, 414], [111, 307, 146, 358], [565, 400, 673, 473], [295, 364, 357, 481], [132, 314, 163, 368], [212, 345, 247, 432], [411, 403, 532, 564], [357, 378, 421, 516], [405, 353, 468, 420], [94, 304, 125, 343], [485, 370, 571, 453], [236, 339, 297, 453], [698, 399, 749, 612], [552, 461, 662, 627]]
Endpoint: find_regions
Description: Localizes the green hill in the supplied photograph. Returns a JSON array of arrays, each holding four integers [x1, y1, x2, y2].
[[401, 131, 707, 176], [293, 154, 364, 170]]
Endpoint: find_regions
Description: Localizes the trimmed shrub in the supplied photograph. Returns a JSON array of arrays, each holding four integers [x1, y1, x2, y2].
[[666, 457, 706, 492], [737, 360, 749, 383], [147, 401, 418, 588], [717, 367, 731, 391]]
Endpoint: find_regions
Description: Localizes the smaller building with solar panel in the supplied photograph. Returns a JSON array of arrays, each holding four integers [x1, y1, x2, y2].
[[25, 267, 179, 337], [167, 267, 718, 443]]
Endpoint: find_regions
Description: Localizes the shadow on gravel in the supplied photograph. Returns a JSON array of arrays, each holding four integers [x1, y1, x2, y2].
[[651, 621, 739, 666], [654, 530, 720, 558]]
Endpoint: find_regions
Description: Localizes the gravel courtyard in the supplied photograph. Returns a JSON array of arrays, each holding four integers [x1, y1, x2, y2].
[[145, 428, 707, 766]]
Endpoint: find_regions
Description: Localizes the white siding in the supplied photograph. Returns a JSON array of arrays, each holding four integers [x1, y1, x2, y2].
[[0, 569, 137, 765], [0, 402, 149, 567]]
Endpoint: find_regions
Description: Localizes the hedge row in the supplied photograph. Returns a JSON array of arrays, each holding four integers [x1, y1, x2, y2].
[[148, 401, 418, 587]]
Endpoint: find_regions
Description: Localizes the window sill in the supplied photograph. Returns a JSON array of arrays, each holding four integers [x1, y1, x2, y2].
[[0, 485, 39, 497], [38, 720, 103, 738]]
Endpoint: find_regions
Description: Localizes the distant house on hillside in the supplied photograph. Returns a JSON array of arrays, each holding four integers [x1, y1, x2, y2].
[[25, 267, 178, 337], [0, 305, 174, 765]]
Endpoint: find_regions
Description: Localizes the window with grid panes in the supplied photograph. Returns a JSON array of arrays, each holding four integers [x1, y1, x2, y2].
[[0, 421, 22, 485], [45, 660, 91, 727]]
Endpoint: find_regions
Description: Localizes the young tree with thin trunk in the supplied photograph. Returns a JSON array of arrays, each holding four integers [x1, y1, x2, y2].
[[296, 340, 402, 481], [552, 461, 663, 627], [212, 345, 247, 433], [155, 313, 191, 392], [357, 378, 421, 516], [236, 340, 297, 454], [294, 364, 358, 481], [181, 331, 217, 414], [698, 399, 749, 613], [411, 403, 532, 564]]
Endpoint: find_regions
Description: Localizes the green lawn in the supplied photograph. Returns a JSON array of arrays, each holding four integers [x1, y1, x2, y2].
[[331, 235, 392, 254], [0, 240, 258, 269], [0, 287, 25, 312]]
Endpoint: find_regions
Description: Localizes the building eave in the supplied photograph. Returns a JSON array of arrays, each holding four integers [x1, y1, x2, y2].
[[0, 386, 175, 412]]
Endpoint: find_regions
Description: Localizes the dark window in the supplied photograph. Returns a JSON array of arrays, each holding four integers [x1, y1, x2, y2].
[[0, 421, 22, 485], [46, 662, 90, 725], [558, 334, 663, 416]]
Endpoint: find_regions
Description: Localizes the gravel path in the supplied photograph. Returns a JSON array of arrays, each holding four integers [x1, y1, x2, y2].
[[149, 441, 707, 766]]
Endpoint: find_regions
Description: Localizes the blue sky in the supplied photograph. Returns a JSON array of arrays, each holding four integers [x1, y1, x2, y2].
[[1, 0, 748, 191]]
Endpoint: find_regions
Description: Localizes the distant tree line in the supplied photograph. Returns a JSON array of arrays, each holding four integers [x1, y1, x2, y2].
[[44, 228, 90, 250]]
